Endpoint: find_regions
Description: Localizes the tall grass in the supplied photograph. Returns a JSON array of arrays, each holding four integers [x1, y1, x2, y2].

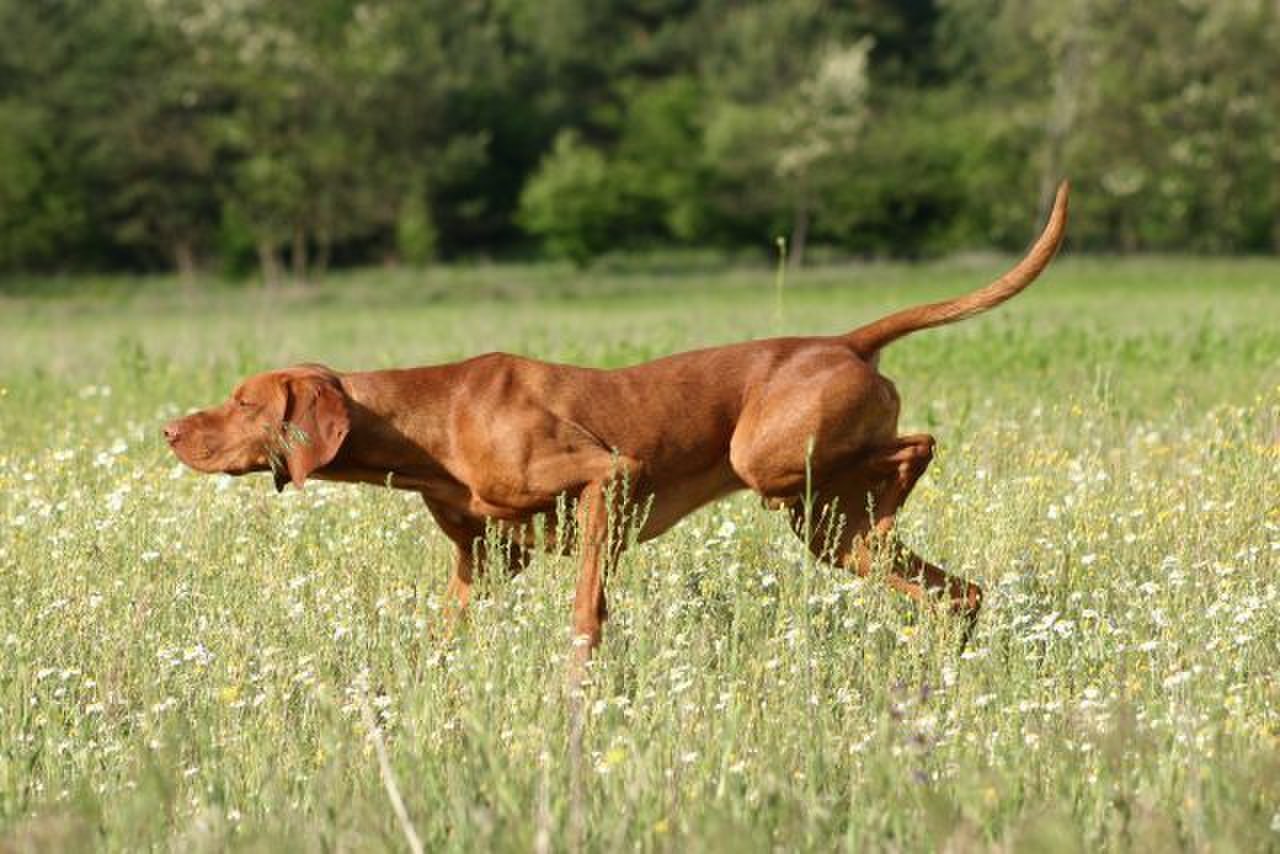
[[1, 258, 1278, 850]]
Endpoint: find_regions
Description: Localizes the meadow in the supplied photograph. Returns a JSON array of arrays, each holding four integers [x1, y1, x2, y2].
[[1, 256, 1277, 851]]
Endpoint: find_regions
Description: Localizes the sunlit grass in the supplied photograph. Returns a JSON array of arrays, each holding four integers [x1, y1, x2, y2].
[[1, 257, 1278, 850]]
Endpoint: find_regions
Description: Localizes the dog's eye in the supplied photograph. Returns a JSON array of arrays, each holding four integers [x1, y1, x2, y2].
[[236, 398, 254, 409]]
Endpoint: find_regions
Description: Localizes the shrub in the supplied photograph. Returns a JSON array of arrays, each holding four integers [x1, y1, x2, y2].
[[518, 131, 635, 266]]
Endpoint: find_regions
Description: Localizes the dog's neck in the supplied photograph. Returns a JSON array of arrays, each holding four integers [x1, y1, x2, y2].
[[322, 369, 463, 496]]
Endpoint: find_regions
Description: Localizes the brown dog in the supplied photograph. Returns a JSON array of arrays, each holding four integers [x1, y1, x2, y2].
[[166, 183, 1067, 661]]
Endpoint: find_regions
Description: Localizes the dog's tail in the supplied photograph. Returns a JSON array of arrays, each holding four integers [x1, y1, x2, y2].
[[845, 181, 1069, 357]]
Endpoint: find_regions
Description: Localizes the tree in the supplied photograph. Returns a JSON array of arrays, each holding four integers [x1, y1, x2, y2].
[[3, 0, 1278, 274], [776, 40, 873, 266], [103, 1, 224, 282], [939, 0, 1279, 252], [0, 0, 146, 271], [519, 131, 635, 265], [396, 174, 438, 267]]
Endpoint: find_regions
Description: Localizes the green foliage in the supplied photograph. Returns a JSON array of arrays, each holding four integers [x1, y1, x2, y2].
[[0, 0, 1277, 277], [0, 102, 78, 269], [613, 77, 709, 243], [519, 132, 638, 265], [821, 89, 1017, 255], [938, 0, 1280, 252], [396, 178, 439, 267]]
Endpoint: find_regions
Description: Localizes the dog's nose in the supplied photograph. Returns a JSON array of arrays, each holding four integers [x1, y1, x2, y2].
[[163, 422, 182, 445]]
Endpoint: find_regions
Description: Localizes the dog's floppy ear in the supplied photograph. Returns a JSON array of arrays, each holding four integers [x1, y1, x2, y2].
[[277, 374, 350, 491]]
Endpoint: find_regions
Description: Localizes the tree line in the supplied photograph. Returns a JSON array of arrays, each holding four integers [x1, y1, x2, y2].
[[1, 0, 1276, 280]]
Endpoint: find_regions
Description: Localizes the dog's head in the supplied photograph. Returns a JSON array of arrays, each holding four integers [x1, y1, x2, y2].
[[164, 365, 350, 491]]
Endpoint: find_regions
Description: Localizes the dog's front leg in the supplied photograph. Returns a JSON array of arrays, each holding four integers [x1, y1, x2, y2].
[[423, 498, 482, 638], [569, 480, 610, 677], [564, 479, 622, 850], [442, 542, 475, 626]]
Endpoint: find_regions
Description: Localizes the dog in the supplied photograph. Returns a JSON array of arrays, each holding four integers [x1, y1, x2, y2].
[[166, 183, 1068, 663]]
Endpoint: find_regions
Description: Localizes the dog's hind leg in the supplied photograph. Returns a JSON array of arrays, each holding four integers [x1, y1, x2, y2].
[[786, 434, 982, 633]]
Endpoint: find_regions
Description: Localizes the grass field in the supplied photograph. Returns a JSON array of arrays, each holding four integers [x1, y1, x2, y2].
[[1, 257, 1278, 851]]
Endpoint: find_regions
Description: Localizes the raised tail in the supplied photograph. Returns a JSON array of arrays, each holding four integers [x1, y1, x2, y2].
[[846, 181, 1069, 357]]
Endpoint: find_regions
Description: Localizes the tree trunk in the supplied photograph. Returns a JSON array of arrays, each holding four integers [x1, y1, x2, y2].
[[291, 223, 308, 285], [1120, 209, 1139, 253], [788, 203, 809, 269], [314, 224, 331, 280], [257, 239, 282, 288], [172, 238, 197, 290], [1273, 165, 1280, 252], [1039, 7, 1087, 228]]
